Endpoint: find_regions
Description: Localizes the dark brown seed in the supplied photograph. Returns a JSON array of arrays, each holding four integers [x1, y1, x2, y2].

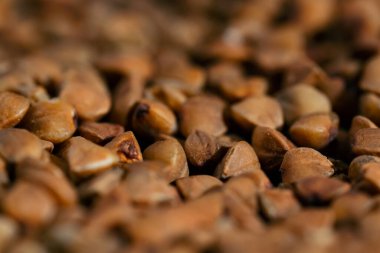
[[60, 136, 119, 177], [78, 122, 124, 144], [176, 175, 223, 200], [231, 96, 284, 129], [105, 131, 142, 164], [22, 99, 76, 143], [252, 126, 295, 173], [179, 95, 227, 137], [0, 128, 44, 163], [3, 181, 56, 226], [276, 84, 331, 124], [214, 141, 261, 179], [280, 147, 334, 183], [352, 128, 380, 156], [184, 130, 220, 167], [259, 189, 300, 221], [0, 91, 30, 129], [294, 176, 351, 203], [143, 138, 189, 182], [289, 112, 339, 149], [131, 99, 177, 138], [60, 67, 111, 121]]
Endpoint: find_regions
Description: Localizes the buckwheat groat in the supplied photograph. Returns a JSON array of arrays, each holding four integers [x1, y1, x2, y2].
[[78, 122, 124, 144], [184, 130, 220, 167], [289, 112, 339, 149], [259, 189, 300, 221], [277, 84, 332, 124], [3, 181, 57, 226], [352, 128, 380, 156], [60, 136, 119, 177], [231, 96, 284, 130], [143, 138, 189, 182], [349, 115, 377, 141], [60, 67, 111, 121], [252, 126, 295, 172], [280, 147, 334, 183], [360, 55, 380, 95], [359, 93, 380, 125], [179, 95, 227, 137], [16, 158, 77, 206], [294, 176, 351, 204], [0, 128, 44, 163], [1, 0, 380, 251], [215, 141, 261, 179], [105, 131, 142, 164], [23, 99, 76, 143], [176, 175, 223, 200], [131, 99, 177, 138], [0, 91, 30, 129]]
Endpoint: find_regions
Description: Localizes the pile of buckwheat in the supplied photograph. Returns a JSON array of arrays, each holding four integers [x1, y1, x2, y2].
[[1, 0, 380, 252]]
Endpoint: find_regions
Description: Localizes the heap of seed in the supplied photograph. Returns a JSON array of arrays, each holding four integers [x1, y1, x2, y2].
[[1, 0, 380, 252]]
